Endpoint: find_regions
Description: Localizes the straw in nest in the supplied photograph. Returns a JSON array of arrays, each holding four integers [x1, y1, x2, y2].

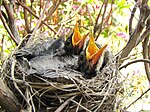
[[1, 35, 121, 112]]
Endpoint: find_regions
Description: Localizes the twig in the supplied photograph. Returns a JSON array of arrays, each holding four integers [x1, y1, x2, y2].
[[17, 0, 57, 35], [70, 99, 92, 112], [119, 1, 149, 66], [54, 1, 84, 37], [54, 96, 75, 112], [29, 0, 34, 27], [141, 0, 149, 5], [119, 59, 150, 70], [26, 0, 51, 45], [23, 0, 31, 33], [136, 20, 150, 45], [11, 59, 29, 105], [3, 0, 21, 42], [0, 6, 19, 45], [103, 0, 114, 28], [76, 97, 83, 112], [26, 88, 34, 112], [142, 36, 150, 82], [142, 9, 150, 82], [125, 87, 150, 110], [129, 4, 137, 36], [94, 1, 104, 36], [40, 0, 44, 12], [44, 0, 61, 21], [86, 4, 94, 27], [95, 0, 108, 40], [94, 75, 114, 112]]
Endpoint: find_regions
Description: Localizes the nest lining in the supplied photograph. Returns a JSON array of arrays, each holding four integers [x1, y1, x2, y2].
[[1, 36, 121, 112]]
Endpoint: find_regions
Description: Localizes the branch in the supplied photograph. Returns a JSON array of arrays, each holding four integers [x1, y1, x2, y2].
[[44, 0, 61, 21], [129, 4, 137, 36], [136, 16, 150, 45], [103, 0, 113, 26], [17, 0, 57, 35], [125, 88, 150, 110], [142, 36, 150, 82], [0, 6, 19, 45], [23, 0, 31, 33], [95, 0, 108, 40], [3, 0, 20, 43], [141, 0, 149, 5], [70, 99, 91, 112], [93, 1, 104, 36], [54, 96, 75, 112], [0, 79, 21, 112], [26, 0, 51, 45], [86, 4, 94, 26], [119, 59, 150, 70], [119, 2, 150, 66]]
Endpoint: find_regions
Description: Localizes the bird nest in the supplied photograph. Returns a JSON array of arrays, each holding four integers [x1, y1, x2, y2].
[[1, 36, 121, 112]]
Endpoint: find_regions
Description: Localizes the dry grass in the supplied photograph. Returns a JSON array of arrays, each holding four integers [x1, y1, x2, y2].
[[1, 35, 121, 112]]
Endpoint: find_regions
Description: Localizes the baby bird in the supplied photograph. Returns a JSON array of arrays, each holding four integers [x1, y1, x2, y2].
[[78, 35, 108, 79], [64, 22, 89, 55], [15, 22, 89, 76]]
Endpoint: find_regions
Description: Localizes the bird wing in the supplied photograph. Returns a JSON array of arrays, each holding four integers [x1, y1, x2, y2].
[[24, 55, 78, 77], [15, 38, 56, 59]]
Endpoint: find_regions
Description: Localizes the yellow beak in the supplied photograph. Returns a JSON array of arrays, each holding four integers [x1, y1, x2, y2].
[[78, 32, 89, 50], [72, 23, 89, 49], [90, 44, 108, 65], [86, 35, 99, 60], [72, 23, 82, 46]]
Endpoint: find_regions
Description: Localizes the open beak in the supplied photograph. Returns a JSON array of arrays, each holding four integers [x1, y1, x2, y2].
[[72, 23, 82, 46], [78, 32, 89, 50], [72, 23, 89, 50], [90, 44, 108, 66], [86, 35, 99, 60]]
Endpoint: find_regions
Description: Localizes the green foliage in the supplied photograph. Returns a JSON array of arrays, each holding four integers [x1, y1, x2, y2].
[[148, 0, 150, 6], [84, 0, 93, 3], [0, 0, 149, 111], [0, 0, 2, 5]]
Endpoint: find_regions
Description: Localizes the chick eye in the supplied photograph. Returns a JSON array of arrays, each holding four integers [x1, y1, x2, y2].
[[65, 39, 72, 47], [78, 51, 86, 64], [79, 54, 84, 61]]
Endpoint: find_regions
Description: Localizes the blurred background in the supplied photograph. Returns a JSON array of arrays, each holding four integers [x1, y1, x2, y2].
[[0, 0, 150, 111]]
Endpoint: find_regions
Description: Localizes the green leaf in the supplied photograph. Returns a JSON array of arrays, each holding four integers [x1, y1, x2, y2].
[[118, 0, 126, 7], [119, 4, 132, 10], [148, 0, 150, 6], [101, 29, 109, 38], [85, 0, 93, 4], [0, 0, 2, 5], [4, 49, 10, 53]]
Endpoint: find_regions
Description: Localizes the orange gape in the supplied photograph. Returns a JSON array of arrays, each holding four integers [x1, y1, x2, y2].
[[86, 35, 108, 65], [72, 22, 83, 46], [71, 22, 89, 54], [91, 44, 108, 65], [64, 22, 89, 55], [86, 35, 99, 60]]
